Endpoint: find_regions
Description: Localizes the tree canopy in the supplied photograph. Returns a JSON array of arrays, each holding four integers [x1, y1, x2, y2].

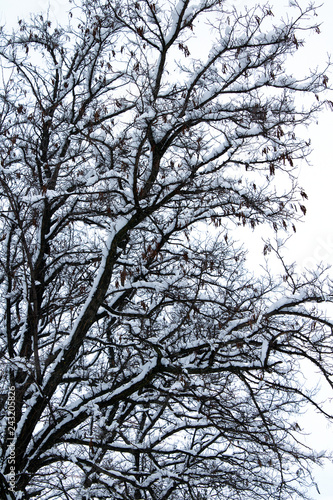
[[0, 0, 332, 498]]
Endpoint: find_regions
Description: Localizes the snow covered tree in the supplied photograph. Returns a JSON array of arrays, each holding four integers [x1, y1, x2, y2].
[[0, 0, 332, 498]]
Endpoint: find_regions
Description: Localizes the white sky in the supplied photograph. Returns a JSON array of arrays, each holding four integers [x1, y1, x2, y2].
[[1, 0, 332, 498]]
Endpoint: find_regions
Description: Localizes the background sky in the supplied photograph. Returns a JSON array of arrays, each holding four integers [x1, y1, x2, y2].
[[1, 0, 333, 498]]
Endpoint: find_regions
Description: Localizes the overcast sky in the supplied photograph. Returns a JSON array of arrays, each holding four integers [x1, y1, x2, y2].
[[1, 0, 333, 498]]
